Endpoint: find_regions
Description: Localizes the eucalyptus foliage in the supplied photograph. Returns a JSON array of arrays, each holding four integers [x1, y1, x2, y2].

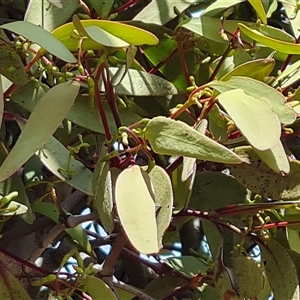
[[1, 0, 300, 299]]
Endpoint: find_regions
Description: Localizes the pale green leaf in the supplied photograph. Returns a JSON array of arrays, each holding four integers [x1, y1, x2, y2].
[[37, 135, 93, 196], [92, 157, 114, 233], [100, 68, 178, 96], [273, 60, 300, 89], [25, 0, 80, 32], [0, 81, 79, 182], [217, 89, 281, 151], [202, 0, 245, 17], [133, 0, 194, 25], [0, 201, 28, 216], [239, 22, 300, 54], [258, 236, 300, 300], [115, 165, 159, 254], [0, 21, 77, 63], [82, 276, 117, 300], [85, 26, 129, 48], [253, 141, 290, 173], [229, 146, 300, 200], [0, 262, 31, 300], [248, 0, 267, 24], [144, 165, 173, 247], [207, 76, 296, 125], [144, 116, 245, 164], [207, 104, 228, 143]]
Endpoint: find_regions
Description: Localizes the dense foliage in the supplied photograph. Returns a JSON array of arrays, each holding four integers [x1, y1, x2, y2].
[[2, 0, 300, 299]]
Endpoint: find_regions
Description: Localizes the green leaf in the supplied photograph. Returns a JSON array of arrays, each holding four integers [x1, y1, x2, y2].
[[253, 141, 290, 173], [37, 135, 94, 196], [229, 255, 265, 298], [229, 146, 300, 200], [0, 262, 31, 300], [133, 0, 194, 25], [0, 201, 28, 216], [144, 165, 173, 247], [258, 236, 300, 300], [248, 0, 267, 24], [202, 0, 245, 17], [84, 26, 129, 48], [207, 76, 296, 125], [239, 22, 300, 54], [81, 275, 117, 300], [272, 60, 300, 89], [52, 20, 159, 51], [115, 165, 159, 254], [165, 256, 208, 278], [217, 89, 281, 151], [207, 104, 228, 143], [32, 202, 93, 254], [92, 157, 114, 233], [0, 21, 77, 63], [88, 0, 113, 19], [0, 30, 27, 86], [172, 164, 194, 213], [144, 116, 245, 164], [24, 0, 81, 32], [0, 81, 80, 182], [220, 58, 275, 82], [189, 171, 248, 211], [100, 68, 178, 96]]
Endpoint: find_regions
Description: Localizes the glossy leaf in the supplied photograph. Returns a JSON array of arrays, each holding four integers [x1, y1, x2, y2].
[[258, 236, 300, 299], [133, 0, 194, 25], [100, 67, 178, 96], [220, 58, 275, 82], [0, 30, 27, 86], [248, 0, 267, 24], [115, 165, 159, 254], [144, 165, 173, 247], [52, 20, 158, 51], [189, 171, 248, 211], [165, 256, 208, 278], [239, 22, 300, 54], [253, 141, 290, 173], [144, 116, 245, 164], [0, 21, 77, 63], [25, 0, 80, 32], [229, 146, 300, 200], [217, 89, 281, 150], [0, 263, 31, 300], [0, 81, 80, 182], [229, 255, 265, 298], [92, 157, 114, 233], [208, 76, 296, 125], [81, 276, 117, 300]]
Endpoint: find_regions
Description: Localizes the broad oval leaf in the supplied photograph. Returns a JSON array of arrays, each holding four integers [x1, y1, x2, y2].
[[99, 67, 178, 96], [229, 255, 265, 298], [52, 20, 158, 51], [0, 21, 77, 63], [258, 236, 300, 300], [0, 81, 80, 182], [239, 22, 300, 54], [115, 165, 159, 254], [189, 171, 248, 211], [144, 116, 245, 164], [144, 165, 173, 247], [217, 89, 281, 151], [208, 76, 296, 125], [82, 276, 117, 300], [229, 146, 300, 200], [253, 141, 290, 173]]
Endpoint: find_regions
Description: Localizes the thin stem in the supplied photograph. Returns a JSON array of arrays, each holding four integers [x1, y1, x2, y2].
[[177, 39, 191, 86]]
